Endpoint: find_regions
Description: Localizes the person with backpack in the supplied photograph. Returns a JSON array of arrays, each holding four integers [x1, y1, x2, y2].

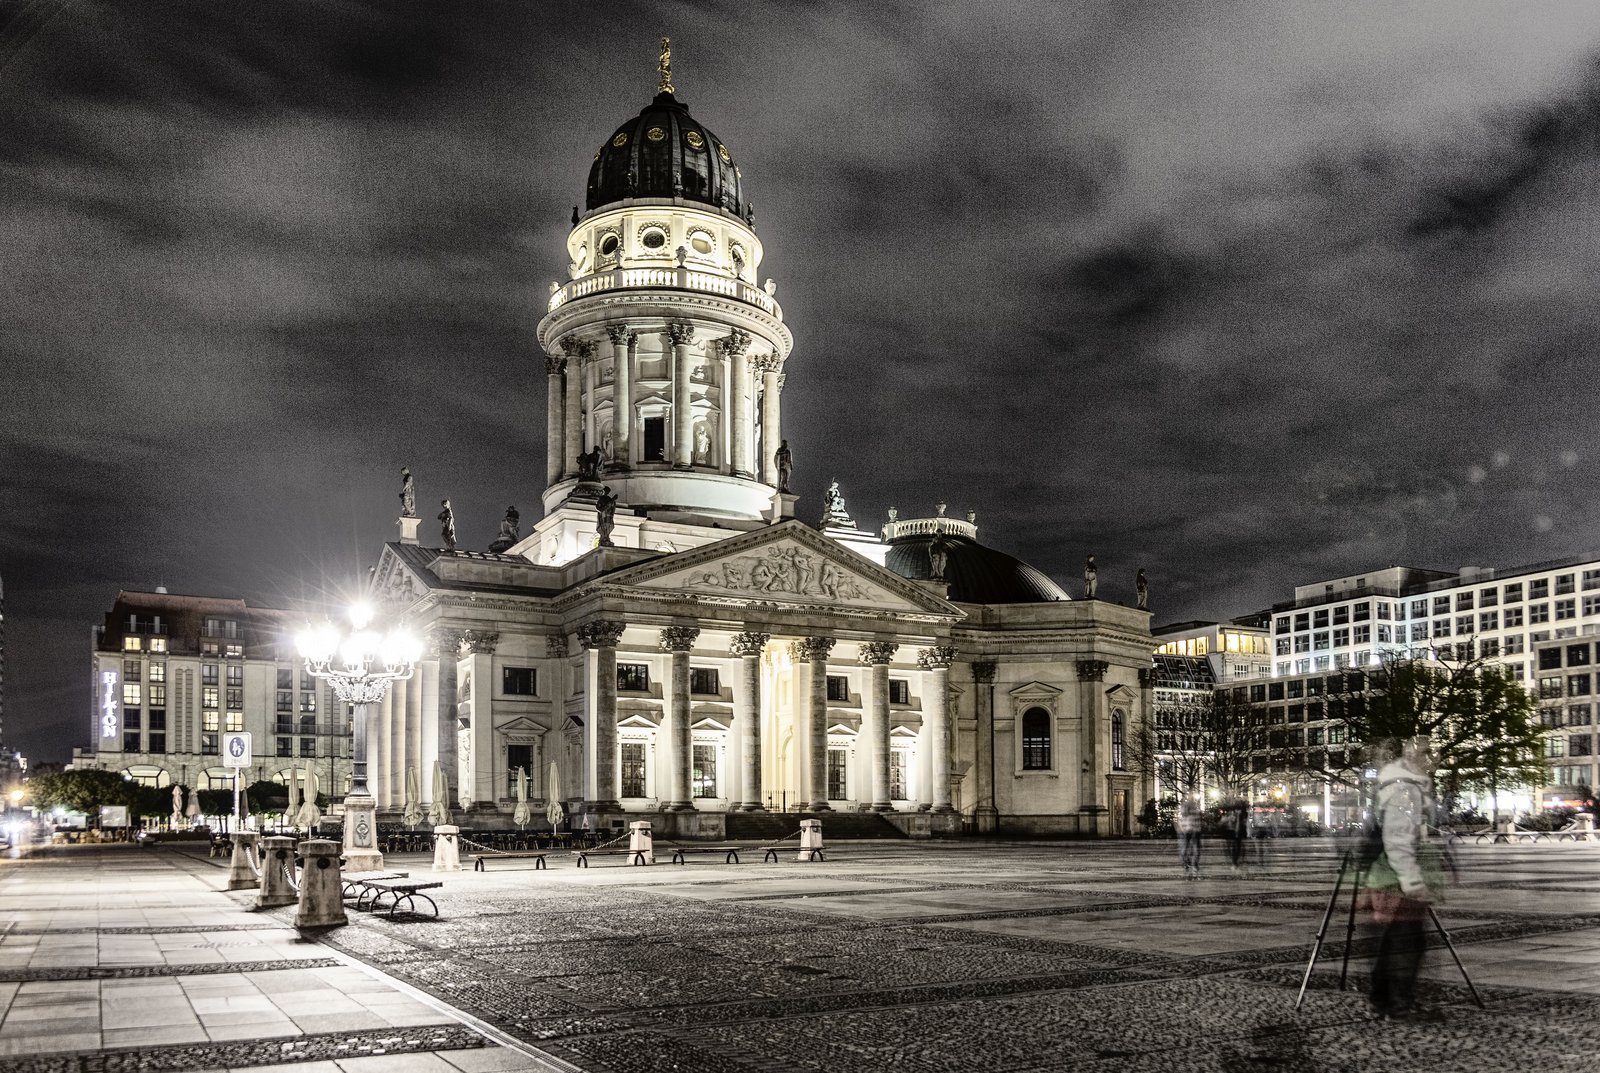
[[1360, 736, 1447, 1021]]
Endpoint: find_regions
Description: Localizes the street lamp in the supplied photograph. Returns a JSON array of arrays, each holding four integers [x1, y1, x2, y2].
[[296, 602, 421, 871]]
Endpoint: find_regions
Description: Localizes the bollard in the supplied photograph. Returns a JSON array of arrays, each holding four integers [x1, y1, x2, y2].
[[798, 818, 824, 862], [256, 836, 298, 909], [629, 820, 655, 865], [432, 825, 461, 872], [225, 831, 260, 891], [294, 839, 347, 928]]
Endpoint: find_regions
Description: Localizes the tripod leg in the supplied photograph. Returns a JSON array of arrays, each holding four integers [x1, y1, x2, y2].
[[1339, 864, 1365, 991], [1427, 906, 1485, 1009], [1297, 851, 1351, 1010]]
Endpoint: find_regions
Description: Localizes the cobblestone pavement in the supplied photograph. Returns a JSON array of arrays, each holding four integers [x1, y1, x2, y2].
[[5, 838, 1599, 1072]]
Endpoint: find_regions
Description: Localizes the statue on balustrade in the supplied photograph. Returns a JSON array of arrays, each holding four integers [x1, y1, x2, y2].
[[399, 468, 416, 518], [774, 440, 793, 493], [439, 500, 457, 551], [596, 487, 618, 547]]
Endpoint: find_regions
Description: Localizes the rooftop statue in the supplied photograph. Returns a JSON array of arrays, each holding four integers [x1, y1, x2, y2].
[[1084, 554, 1098, 599], [596, 487, 618, 547], [1137, 567, 1149, 610], [439, 500, 457, 551], [774, 439, 793, 493], [399, 468, 416, 518]]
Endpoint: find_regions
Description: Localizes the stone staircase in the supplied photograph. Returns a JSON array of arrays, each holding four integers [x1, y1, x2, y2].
[[723, 811, 906, 841]]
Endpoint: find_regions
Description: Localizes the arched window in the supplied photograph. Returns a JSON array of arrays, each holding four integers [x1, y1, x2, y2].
[[1111, 710, 1126, 771], [1021, 707, 1052, 770]]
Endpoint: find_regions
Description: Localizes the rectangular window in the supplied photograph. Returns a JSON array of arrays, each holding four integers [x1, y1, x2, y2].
[[1433, 620, 1451, 638], [223, 688, 240, 709], [690, 668, 720, 695], [1480, 611, 1499, 632], [692, 744, 717, 798], [277, 737, 292, 757], [1313, 609, 1330, 629], [226, 664, 243, 687], [1294, 613, 1310, 631], [643, 416, 667, 461], [1332, 605, 1349, 626], [123, 730, 140, 752], [1353, 624, 1371, 644], [1411, 599, 1427, 618], [300, 692, 316, 712], [889, 679, 910, 705], [225, 644, 242, 659], [1376, 601, 1391, 620], [1530, 603, 1550, 624], [123, 659, 141, 682], [225, 712, 243, 732], [277, 668, 293, 689], [299, 738, 315, 758], [122, 683, 141, 706], [1558, 574, 1576, 595], [1480, 588, 1498, 608], [1328, 725, 1346, 744], [1355, 602, 1372, 621], [149, 638, 166, 654], [201, 641, 219, 657], [1505, 606, 1525, 628], [1505, 635, 1525, 654], [1293, 635, 1310, 653], [1377, 625, 1392, 643], [1585, 595, 1600, 617], [147, 685, 165, 707], [1570, 644, 1593, 667], [1275, 616, 1290, 635], [201, 733, 218, 755], [1456, 592, 1474, 611], [1332, 628, 1350, 648], [1557, 599, 1577, 621], [277, 690, 293, 713], [1531, 579, 1550, 599], [148, 662, 165, 683], [1570, 734, 1592, 757], [503, 667, 537, 695], [1433, 596, 1451, 615], [1307, 727, 1323, 746], [1570, 704, 1593, 727], [124, 707, 141, 730], [1456, 615, 1474, 635], [1410, 623, 1428, 642], [1541, 676, 1565, 700], [826, 675, 849, 702], [828, 747, 847, 799], [617, 663, 650, 691], [621, 742, 647, 797], [202, 664, 219, 686], [122, 636, 142, 652], [1268, 682, 1285, 700], [1481, 638, 1501, 657], [1276, 638, 1290, 656], [889, 751, 907, 799], [1504, 583, 1524, 603], [1313, 632, 1330, 651], [1570, 674, 1592, 696]]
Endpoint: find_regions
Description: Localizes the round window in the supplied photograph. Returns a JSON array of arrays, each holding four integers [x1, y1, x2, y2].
[[646, 126, 666, 143], [717, 144, 731, 163], [690, 234, 713, 255], [642, 230, 666, 249], [685, 130, 704, 150], [612, 132, 628, 147], [600, 234, 619, 256]]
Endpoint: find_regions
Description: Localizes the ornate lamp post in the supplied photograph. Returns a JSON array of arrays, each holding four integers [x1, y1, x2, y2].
[[296, 603, 420, 872]]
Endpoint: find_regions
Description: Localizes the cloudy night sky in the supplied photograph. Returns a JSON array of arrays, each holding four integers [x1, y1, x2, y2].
[[5, 1, 1600, 763]]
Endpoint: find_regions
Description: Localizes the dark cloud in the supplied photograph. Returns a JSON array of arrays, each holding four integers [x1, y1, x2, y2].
[[8, 1, 1600, 762]]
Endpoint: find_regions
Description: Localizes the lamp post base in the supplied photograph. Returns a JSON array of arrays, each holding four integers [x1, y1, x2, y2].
[[341, 794, 385, 872]]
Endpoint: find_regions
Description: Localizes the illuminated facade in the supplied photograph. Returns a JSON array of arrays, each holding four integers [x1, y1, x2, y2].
[[74, 591, 352, 797], [363, 51, 1158, 839]]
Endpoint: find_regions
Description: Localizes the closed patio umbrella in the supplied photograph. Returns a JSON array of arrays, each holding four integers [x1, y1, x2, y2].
[[545, 761, 565, 833], [170, 785, 183, 829], [185, 786, 201, 825], [297, 765, 321, 829], [403, 765, 424, 828], [285, 770, 301, 831], [512, 767, 531, 829], [428, 761, 452, 826]]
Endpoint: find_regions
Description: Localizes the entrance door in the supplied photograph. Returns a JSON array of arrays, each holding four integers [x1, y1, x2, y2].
[[1111, 788, 1129, 837], [643, 417, 666, 461]]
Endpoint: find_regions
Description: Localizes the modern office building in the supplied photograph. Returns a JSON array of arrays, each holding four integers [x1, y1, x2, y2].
[[73, 590, 352, 797]]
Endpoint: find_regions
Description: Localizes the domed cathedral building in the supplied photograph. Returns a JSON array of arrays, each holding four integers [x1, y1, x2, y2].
[[366, 43, 1156, 840]]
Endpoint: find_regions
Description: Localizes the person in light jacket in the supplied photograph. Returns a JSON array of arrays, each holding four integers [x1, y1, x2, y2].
[[1361, 737, 1447, 1021], [1176, 795, 1203, 879]]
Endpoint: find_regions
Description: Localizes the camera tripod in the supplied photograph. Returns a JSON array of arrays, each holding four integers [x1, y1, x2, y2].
[[1294, 848, 1484, 1011]]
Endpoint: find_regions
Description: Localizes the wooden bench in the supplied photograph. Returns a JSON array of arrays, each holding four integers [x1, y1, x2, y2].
[[666, 845, 745, 865], [1476, 826, 1548, 844], [471, 851, 550, 871], [759, 845, 824, 862], [342, 871, 410, 904], [573, 848, 649, 867], [355, 879, 443, 918]]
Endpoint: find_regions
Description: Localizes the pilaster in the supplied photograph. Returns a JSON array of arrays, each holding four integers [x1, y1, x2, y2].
[[919, 646, 957, 813], [972, 660, 998, 834], [730, 630, 769, 810], [790, 637, 835, 811], [660, 625, 700, 810]]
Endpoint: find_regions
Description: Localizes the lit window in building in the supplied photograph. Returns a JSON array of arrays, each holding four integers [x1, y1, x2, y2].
[[1021, 707, 1052, 770]]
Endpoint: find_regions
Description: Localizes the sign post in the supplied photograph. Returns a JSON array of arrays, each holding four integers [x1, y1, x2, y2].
[[223, 732, 252, 830]]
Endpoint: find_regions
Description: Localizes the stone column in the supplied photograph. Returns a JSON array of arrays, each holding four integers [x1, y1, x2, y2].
[[728, 334, 753, 478], [1077, 660, 1109, 815], [578, 621, 625, 811], [860, 642, 899, 811], [731, 631, 769, 811], [789, 637, 834, 811], [429, 629, 464, 811], [660, 626, 700, 809], [668, 321, 696, 469], [372, 689, 391, 808], [461, 631, 499, 810], [389, 677, 407, 807], [545, 354, 566, 487], [608, 325, 632, 467], [754, 354, 782, 484], [560, 336, 584, 479], [583, 342, 598, 449], [919, 646, 958, 813], [973, 660, 998, 834]]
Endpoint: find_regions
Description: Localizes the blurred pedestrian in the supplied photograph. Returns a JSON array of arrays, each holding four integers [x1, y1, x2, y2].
[[1177, 795, 1203, 879], [1224, 797, 1249, 871], [1361, 736, 1447, 1021]]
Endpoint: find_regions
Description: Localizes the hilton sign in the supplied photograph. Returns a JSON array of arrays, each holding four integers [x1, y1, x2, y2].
[[100, 670, 119, 739]]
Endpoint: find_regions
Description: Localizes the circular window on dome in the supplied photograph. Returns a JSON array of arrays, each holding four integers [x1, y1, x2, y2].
[[612, 132, 628, 147], [685, 130, 704, 150], [689, 231, 713, 255], [600, 234, 619, 256], [641, 229, 666, 250], [646, 126, 666, 143], [717, 143, 731, 162]]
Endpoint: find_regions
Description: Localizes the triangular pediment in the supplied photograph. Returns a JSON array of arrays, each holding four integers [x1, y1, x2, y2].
[[1105, 683, 1137, 705], [372, 545, 430, 606], [496, 715, 547, 742], [1009, 680, 1064, 700], [599, 519, 962, 620]]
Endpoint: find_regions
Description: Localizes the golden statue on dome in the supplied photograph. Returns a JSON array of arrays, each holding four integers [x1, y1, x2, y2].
[[658, 36, 674, 95]]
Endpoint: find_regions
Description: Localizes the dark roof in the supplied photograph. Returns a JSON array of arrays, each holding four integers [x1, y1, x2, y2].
[[883, 533, 1069, 604], [1151, 655, 1215, 691], [96, 590, 297, 658], [586, 92, 751, 223]]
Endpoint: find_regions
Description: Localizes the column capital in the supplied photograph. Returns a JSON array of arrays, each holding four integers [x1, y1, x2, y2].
[[546, 635, 570, 659], [1137, 667, 1154, 688], [659, 625, 701, 652], [577, 340, 599, 362], [429, 627, 468, 658], [729, 631, 770, 657], [606, 323, 632, 346], [667, 320, 696, 346], [544, 354, 568, 376], [751, 352, 782, 375], [577, 620, 625, 649], [858, 641, 898, 666], [789, 637, 835, 663], [917, 645, 958, 670], [971, 660, 997, 684], [462, 630, 499, 655], [718, 329, 752, 358], [627, 330, 639, 348], [1076, 659, 1110, 682], [560, 335, 583, 357]]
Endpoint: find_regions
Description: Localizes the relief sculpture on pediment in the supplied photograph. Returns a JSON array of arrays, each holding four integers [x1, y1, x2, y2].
[[691, 546, 868, 601]]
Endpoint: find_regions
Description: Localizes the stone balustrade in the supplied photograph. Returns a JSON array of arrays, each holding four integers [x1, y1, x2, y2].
[[548, 265, 781, 319]]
